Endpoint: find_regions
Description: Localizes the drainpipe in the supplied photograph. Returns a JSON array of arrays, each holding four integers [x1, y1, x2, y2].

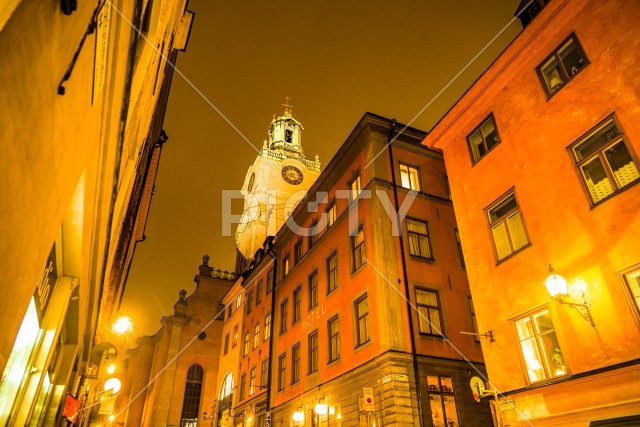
[[266, 243, 277, 418], [386, 119, 425, 426]]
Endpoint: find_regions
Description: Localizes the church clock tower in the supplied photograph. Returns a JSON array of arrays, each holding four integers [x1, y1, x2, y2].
[[235, 101, 321, 269]]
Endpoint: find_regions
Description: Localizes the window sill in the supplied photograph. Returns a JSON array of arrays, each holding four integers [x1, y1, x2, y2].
[[409, 254, 435, 263], [354, 339, 372, 354], [327, 357, 341, 367], [419, 332, 446, 340], [587, 178, 640, 210]]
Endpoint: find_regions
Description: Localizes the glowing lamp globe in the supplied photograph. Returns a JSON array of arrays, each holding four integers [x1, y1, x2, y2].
[[103, 377, 122, 394], [113, 316, 133, 334], [314, 402, 328, 415], [292, 411, 304, 422], [544, 266, 568, 300]]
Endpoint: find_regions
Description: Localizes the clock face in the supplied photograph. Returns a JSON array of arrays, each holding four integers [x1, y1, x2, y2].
[[281, 165, 303, 185]]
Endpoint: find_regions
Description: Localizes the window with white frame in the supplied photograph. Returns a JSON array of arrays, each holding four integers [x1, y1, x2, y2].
[[486, 190, 529, 261], [427, 375, 460, 427], [399, 163, 421, 191], [570, 115, 639, 205], [515, 309, 567, 383]]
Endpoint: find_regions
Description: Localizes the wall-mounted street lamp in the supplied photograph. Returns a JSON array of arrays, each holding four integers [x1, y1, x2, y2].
[[544, 265, 595, 327], [292, 408, 304, 423]]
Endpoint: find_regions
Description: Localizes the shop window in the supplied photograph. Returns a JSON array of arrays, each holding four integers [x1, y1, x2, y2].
[[427, 376, 460, 427]]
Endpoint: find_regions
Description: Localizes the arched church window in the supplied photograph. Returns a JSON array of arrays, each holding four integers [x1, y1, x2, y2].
[[180, 364, 204, 427]]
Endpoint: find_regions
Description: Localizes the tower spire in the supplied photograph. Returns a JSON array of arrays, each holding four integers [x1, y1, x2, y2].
[[282, 96, 293, 117]]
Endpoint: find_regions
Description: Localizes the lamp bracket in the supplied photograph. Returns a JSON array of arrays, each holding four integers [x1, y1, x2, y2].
[[460, 330, 495, 342], [555, 293, 595, 327]]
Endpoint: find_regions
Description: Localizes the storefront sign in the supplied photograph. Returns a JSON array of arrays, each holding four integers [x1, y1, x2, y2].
[[255, 400, 267, 413], [363, 387, 375, 411]]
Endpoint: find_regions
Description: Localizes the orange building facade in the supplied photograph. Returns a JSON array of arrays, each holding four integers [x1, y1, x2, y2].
[[228, 113, 492, 427], [423, 0, 640, 425]]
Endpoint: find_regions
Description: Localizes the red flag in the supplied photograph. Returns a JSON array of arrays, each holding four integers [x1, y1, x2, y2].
[[62, 394, 79, 423]]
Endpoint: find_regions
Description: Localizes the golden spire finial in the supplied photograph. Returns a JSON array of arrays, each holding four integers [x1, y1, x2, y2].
[[282, 96, 293, 116]]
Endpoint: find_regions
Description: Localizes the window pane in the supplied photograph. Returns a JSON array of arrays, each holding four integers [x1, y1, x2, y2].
[[520, 337, 545, 382], [409, 167, 420, 190], [469, 131, 485, 160], [558, 39, 585, 76], [541, 57, 563, 93], [573, 120, 620, 160], [407, 219, 426, 234], [428, 308, 441, 333], [491, 222, 512, 260], [443, 395, 459, 426], [416, 290, 437, 306], [605, 141, 640, 188], [507, 211, 528, 251], [581, 157, 614, 202], [489, 195, 517, 222], [408, 234, 420, 256], [418, 235, 431, 258], [429, 395, 446, 427]]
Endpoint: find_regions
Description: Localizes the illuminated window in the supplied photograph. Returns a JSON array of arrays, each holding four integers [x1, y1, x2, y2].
[[406, 218, 432, 259], [467, 114, 501, 164], [486, 190, 529, 261], [327, 253, 338, 293], [280, 299, 288, 334], [308, 330, 318, 373], [236, 293, 242, 309], [569, 115, 639, 205], [278, 353, 286, 391], [179, 365, 203, 427], [328, 315, 340, 363], [264, 314, 271, 341], [416, 289, 443, 336], [399, 163, 421, 191], [261, 358, 269, 387], [349, 175, 361, 202], [232, 324, 238, 347], [515, 309, 567, 383], [308, 271, 319, 309], [253, 324, 260, 349], [537, 34, 588, 97], [427, 376, 459, 427], [243, 332, 250, 357], [622, 266, 640, 318], [326, 202, 337, 227], [351, 226, 365, 271], [282, 255, 290, 277], [219, 372, 234, 411], [291, 343, 301, 384], [249, 366, 256, 395], [354, 294, 371, 347]]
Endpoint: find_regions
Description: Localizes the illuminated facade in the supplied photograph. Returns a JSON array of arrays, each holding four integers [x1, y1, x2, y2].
[[0, 0, 192, 424], [228, 113, 491, 427], [424, 0, 640, 425]]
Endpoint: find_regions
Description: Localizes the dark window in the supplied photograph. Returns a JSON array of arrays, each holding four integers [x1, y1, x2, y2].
[[407, 218, 432, 259], [427, 376, 460, 427], [328, 315, 340, 363], [179, 365, 203, 427], [267, 269, 274, 293], [223, 333, 230, 355], [308, 330, 318, 373], [467, 114, 501, 164], [516, 0, 549, 27], [309, 271, 319, 309], [454, 228, 466, 269], [354, 294, 371, 347], [280, 299, 288, 334], [292, 343, 301, 383], [352, 226, 366, 271], [294, 240, 303, 264], [278, 353, 286, 391], [399, 163, 421, 191], [293, 286, 302, 324], [537, 34, 588, 97], [327, 253, 338, 293], [246, 290, 253, 314], [444, 175, 451, 200], [467, 295, 480, 342], [261, 358, 269, 387], [310, 220, 319, 247], [256, 280, 263, 305], [487, 190, 529, 261], [569, 115, 639, 205], [416, 289, 443, 336], [239, 373, 246, 401]]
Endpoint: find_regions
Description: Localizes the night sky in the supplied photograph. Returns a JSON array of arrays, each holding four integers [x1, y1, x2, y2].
[[120, 0, 522, 335]]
